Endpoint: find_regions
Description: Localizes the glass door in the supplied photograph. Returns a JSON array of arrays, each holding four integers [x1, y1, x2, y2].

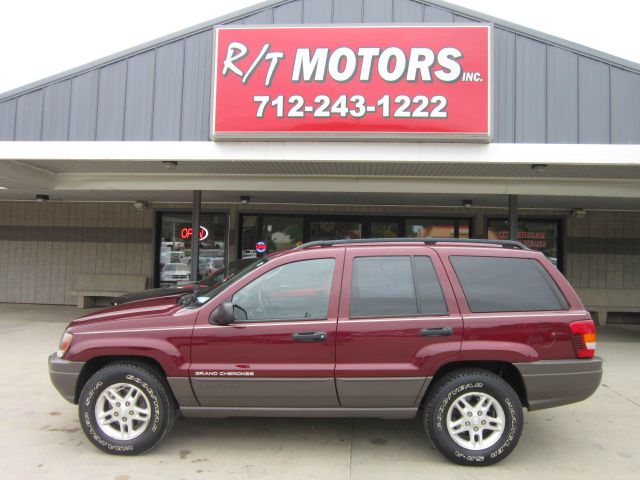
[[155, 211, 227, 286]]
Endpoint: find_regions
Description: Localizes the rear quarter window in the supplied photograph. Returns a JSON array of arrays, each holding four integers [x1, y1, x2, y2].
[[450, 256, 569, 313]]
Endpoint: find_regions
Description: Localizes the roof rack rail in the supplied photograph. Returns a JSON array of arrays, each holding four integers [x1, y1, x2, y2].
[[295, 238, 530, 250]]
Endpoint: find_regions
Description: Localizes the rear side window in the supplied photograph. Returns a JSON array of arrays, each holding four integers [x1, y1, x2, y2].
[[414, 256, 449, 315], [450, 256, 569, 313], [350, 256, 448, 317]]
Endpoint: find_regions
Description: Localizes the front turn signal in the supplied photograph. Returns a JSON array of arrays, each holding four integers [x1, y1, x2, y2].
[[56, 332, 73, 358]]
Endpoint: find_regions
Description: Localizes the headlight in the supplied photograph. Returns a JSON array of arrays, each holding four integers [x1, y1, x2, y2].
[[56, 331, 73, 358]]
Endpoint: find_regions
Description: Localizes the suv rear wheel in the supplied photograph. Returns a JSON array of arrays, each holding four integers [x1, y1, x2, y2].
[[78, 362, 175, 455], [424, 369, 523, 466]]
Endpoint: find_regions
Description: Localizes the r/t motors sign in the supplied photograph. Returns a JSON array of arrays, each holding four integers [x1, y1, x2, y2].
[[212, 25, 492, 141]]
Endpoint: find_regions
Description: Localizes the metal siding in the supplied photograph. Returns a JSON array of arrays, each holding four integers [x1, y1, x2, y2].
[[152, 41, 185, 140], [303, 0, 332, 22], [453, 14, 476, 23], [0, 100, 16, 140], [274, 1, 303, 23], [424, 6, 453, 22], [515, 36, 546, 143], [69, 71, 99, 140], [96, 61, 127, 140], [578, 56, 610, 144], [611, 67, 640, 144], [333, 0, 363, 23], [392, 0, 423, 22], [42, 81, 71, 140], [547, 46, 578, 143], [124, 50, 156, 140], [493, 28, 516, 143], [243, 8, 274, 24], [181, 30, 213, 141], [15, 90, 43, 140], [363, 0, 392, 22]]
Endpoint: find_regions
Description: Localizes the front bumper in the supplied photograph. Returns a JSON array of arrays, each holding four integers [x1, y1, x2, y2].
[[48, 353, 85, 404], [514, 357, 603, 411]]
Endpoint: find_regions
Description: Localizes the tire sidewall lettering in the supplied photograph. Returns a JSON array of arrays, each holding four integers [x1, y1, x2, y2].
[[80, 367, 168, 454], [426, 373, 523, 466]]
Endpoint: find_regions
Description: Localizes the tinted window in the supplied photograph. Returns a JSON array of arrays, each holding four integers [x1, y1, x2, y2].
[[450, 256, 569, 313], [351, 256, 417, 317], [414, 257, 448, 315], [232, 258, 335, 321]]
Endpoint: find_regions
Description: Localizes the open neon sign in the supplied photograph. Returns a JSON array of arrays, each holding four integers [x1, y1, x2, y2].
[[180, 226, 209, 241]]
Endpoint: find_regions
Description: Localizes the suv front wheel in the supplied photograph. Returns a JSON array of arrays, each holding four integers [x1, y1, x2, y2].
[[424, 369, 523, 466], [78, 362, 175, 455]]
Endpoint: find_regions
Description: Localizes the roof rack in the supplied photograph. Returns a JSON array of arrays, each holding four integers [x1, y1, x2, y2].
[[295, 238, 530, 250]]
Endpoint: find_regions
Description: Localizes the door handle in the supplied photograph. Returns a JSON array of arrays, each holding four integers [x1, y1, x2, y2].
[[292, 331, 328, 342], [420, 327, 453, 337]]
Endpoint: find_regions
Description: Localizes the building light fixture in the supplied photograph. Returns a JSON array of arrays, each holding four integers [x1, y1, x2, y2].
[[162, 161, 178, 169], [462, 199, 473, 208], [36, 194, 50, 202], [133, 200, 148, 211], [0, 186, 7, 189], [240, 195, 251, 204], [531, 164, 548, 172], [571, 208, 587, 219]]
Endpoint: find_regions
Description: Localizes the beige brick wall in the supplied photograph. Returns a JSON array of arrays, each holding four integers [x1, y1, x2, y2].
[[0, 202, 153, 305], [566, 211, 640, 289], [1, 200, 638, 305]]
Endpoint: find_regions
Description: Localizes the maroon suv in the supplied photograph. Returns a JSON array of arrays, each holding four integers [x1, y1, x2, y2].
[[49, 238, 602, 466]]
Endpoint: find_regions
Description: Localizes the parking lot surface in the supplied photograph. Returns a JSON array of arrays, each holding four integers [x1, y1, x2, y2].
[[0, 303, 638, 480]]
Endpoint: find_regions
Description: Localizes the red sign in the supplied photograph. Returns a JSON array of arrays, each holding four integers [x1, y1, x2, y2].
[[180, 226, 209, 241], [212, 25, 491, 141], [255, 241, 267, 254]]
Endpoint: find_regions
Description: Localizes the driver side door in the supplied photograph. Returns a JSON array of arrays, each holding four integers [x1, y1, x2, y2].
[[190, 250, 344, 408]]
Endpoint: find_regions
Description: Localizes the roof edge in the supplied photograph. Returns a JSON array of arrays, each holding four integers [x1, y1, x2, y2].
[[422, 0, 640, 72], [1, 0, 639, 103], [0, 0, 291, 101]]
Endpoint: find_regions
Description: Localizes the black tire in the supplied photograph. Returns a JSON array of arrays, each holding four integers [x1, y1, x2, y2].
[[424, 369, 523, 466], [78, 362, 175, 455]]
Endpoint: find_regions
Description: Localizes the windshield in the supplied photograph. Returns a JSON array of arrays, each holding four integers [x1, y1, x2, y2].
[[191, 258, 267, 306], [201, 259, 256, 286]]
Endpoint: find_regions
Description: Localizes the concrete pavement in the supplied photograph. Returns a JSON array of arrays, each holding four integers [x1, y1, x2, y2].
[[0, 303, 638, 479]]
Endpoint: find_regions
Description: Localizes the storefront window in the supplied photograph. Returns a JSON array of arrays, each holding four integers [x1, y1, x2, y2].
[[487, 218, 561, 267], [309, 221, 362, 241], [157, 212, 227, 286], [405, 218, 470, 238], [371, 222, 400, 238], [241, 215, 303, 258], [239, 214, 472, 258]]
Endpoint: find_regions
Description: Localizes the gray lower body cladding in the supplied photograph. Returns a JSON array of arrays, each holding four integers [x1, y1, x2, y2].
[[514, 357, 603, 411], [48, 353, 85, 403], [179, 407, 418, 419], [190, 376, 431, 408]]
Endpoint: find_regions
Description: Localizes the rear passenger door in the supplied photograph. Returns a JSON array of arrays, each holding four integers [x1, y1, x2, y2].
[[335, 247, 463, 408]]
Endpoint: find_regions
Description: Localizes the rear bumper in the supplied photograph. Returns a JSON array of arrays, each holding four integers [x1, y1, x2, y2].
[[48, 353, 85, 404], [514, 357, 603, 411]]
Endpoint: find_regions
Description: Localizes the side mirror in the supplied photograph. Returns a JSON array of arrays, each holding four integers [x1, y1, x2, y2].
[[210, 302, 235, 325]]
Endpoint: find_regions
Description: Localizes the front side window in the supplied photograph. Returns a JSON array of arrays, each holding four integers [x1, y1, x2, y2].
[[350, 256, 448, 318], [450, 256, 569, 313], [231, 258, 336, 322]]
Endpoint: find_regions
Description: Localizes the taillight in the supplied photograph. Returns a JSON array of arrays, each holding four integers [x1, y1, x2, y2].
[[569, 320, 596, 359]]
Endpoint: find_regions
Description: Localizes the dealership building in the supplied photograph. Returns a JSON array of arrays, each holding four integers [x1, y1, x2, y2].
[[0, 0, 639, 322]]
